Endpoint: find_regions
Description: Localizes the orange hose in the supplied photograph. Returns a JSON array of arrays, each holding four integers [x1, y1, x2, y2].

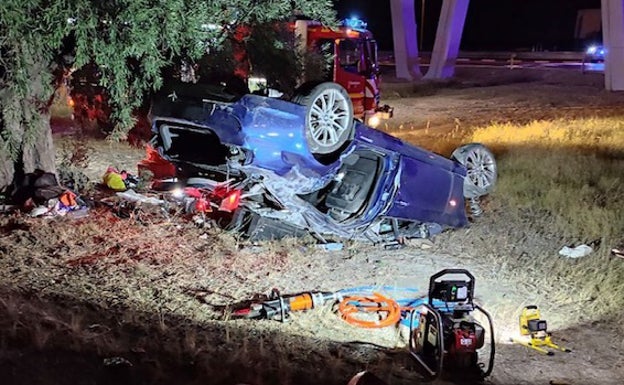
[[338, 293, 402, 328]]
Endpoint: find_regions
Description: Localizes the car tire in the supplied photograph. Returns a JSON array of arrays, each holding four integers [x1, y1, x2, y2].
[[452, 143, 497, 198], [292, 82, 354, 156]]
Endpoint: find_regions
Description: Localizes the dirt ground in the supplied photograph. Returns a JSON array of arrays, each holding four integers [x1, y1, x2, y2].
[[2, 66, 624, 385]]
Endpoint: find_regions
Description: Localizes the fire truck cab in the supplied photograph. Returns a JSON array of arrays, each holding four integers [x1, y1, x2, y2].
[[294, 18, 393, 128]]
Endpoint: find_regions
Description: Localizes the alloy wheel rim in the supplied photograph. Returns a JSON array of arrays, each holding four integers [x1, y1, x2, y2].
[[465, 149, 497, 190], [308, 89, 350, 147]]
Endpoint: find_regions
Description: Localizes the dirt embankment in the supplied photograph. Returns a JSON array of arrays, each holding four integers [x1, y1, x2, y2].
[[382, 67, 624, 152]]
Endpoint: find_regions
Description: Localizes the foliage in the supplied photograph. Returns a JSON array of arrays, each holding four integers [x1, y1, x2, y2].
[[195, 21, 334, 98], [246, 22, 304, 95], [0, 0, 337, 153]]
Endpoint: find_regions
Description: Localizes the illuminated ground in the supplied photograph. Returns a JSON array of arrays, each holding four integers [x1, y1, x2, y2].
[[1, 66, 623, 385]]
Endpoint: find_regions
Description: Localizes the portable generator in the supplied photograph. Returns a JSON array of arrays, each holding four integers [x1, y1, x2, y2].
[[408, 269, 495, 380]]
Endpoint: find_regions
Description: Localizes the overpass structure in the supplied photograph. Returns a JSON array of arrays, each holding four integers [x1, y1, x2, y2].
[[390, 0, 624, 90]]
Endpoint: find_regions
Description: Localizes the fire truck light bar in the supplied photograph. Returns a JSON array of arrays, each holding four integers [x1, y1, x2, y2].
[[343, 18, 367, 30]]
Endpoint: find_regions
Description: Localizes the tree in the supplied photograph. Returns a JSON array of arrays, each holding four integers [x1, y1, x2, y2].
[[0, 0, 336, 191]]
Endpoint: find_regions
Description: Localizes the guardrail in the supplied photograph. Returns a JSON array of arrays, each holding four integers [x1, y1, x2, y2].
[[378, 50, 585, 63], [457, 51, 583, 61]]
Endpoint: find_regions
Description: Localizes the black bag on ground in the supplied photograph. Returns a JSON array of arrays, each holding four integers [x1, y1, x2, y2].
[[12, 170, 63, 205]]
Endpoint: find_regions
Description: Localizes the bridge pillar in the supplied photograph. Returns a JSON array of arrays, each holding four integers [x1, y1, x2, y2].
[[390, 0, 422, 80], [424, 0, 470, 79], [602, 0, 624, 90]]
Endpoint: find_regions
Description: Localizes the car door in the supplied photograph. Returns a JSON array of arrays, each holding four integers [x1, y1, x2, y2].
[[385, 149, 468, 228]]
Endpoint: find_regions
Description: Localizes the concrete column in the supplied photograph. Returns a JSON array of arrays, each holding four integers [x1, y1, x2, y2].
[[602, 0, 624, 90], [424, 0, 469, 79], [390, 0, 422, 80]]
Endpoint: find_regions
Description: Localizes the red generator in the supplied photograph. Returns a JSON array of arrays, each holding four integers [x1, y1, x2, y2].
[[409, 269, 495, 381]]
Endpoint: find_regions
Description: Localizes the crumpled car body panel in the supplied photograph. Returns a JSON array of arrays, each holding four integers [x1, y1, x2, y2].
[[205, 95, 335, 177], [152, 92, 472, 241]]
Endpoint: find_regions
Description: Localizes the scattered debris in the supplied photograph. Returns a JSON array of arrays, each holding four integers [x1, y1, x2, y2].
[[102, 167, 138, 191], [115, 189, 164, 205], [0, 204, 16, 213], [6, 170, 89, 218], [103, 167, 128, 191], [347, 371, 388, 385], [68, 207, 89, 219], [315, 242, 343, 251], [11, 170, 65, 206], [558, 244, 593, 258], [29, 206, 51, 217], [408, 238, 435, 250], [137, 144, 176, 180], [612, 247, 624, 259]]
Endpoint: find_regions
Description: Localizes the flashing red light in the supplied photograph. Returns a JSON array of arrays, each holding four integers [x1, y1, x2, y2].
[[219, 189, 241, 212]]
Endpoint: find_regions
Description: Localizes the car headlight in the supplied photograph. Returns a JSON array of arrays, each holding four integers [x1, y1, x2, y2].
[[586, 45, 597, 55], [368, 115, 381, 128]]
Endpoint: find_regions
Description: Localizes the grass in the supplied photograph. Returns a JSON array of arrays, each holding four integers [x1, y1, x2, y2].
[[456, 116, 624, 326], [471, 117, 624, 247], [2, 109, 624, 383]]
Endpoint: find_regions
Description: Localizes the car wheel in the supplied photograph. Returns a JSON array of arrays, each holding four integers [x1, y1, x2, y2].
[[452, 143, 497, 198], [292, 82, 354, 156]]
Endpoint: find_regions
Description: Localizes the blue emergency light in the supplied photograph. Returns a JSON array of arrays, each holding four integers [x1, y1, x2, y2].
[[343, 17, 367, 30]]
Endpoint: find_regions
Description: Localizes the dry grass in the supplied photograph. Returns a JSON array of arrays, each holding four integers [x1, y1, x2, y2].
[[428, 116, 624, 329], [471, 116, 624, 247], [0, 207, 317, 323], [472, 117, 624, 151], [0, 209, 377, 384], [3, 70, 624, 383]]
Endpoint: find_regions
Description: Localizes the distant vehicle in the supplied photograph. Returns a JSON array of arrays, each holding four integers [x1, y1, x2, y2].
[[150, 81, 498, 243], [585, 44, 605, 62]]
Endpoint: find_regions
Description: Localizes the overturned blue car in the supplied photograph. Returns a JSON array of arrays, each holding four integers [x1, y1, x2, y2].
[[150, 82, 497, 243]]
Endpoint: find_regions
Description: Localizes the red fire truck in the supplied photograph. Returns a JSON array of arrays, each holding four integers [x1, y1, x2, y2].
[[293, 18, 393, 128]]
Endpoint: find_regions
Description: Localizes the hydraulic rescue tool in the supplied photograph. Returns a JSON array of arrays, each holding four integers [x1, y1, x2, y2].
[[511, 305, 571, 355], [409, 269, 495, 380], [230, 289, 339, 322], [229, 287, 425, 328]]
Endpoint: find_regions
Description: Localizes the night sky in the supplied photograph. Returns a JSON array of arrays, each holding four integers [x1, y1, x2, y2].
[[334, 0, 602, 51]]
